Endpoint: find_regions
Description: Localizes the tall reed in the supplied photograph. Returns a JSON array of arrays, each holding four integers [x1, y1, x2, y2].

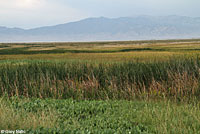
[[0, 57, 200, 100]]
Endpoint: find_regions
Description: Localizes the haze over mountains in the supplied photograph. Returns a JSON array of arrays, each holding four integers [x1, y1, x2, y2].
[[0, 15, 200, 42]]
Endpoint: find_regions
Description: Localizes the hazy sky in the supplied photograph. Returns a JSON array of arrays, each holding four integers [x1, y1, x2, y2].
[[0, 0, 199, 29]]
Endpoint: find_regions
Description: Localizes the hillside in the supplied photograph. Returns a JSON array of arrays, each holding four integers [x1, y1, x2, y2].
[[0, 15, 200, 42]]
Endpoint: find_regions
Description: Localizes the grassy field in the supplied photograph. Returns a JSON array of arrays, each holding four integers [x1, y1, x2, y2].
[[1, 39, 200, 62], [1, 97, 200, 134], [1, 39, 200, 133]]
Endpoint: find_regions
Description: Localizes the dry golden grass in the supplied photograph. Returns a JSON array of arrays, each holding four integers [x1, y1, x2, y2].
[[0, 39, 200, 62], [27, 47, 57, 51], [0, 51, 182, 62]]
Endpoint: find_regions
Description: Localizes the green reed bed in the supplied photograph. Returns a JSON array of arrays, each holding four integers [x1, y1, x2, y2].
[[0, 57, 200, 101]]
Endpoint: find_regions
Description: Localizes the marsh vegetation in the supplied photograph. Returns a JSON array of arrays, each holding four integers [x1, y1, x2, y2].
[[1, 39, 200, 133]]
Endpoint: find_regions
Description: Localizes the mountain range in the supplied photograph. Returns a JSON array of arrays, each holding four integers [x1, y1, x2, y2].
[[0, 15, 200, 42]]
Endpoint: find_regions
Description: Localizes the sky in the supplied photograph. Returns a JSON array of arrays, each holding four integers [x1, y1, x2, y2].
[[0, 0, 200, 29]]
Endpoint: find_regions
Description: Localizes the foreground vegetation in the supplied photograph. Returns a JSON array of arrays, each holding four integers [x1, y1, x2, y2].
[[1, 39, 200, 133], [1, 97, 200, 134]]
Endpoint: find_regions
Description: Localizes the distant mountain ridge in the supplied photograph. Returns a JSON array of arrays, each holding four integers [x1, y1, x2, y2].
[[0, 15, 200, 42]]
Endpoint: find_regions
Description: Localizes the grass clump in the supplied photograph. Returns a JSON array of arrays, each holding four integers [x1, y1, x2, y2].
[[0, 97, 58, 130]]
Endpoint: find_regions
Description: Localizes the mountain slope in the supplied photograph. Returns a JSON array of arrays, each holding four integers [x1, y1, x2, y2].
[[0, 16, 200, 42]]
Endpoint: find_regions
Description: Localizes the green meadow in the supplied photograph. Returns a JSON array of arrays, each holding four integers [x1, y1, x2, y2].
[[0, 39, 200, 133]]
